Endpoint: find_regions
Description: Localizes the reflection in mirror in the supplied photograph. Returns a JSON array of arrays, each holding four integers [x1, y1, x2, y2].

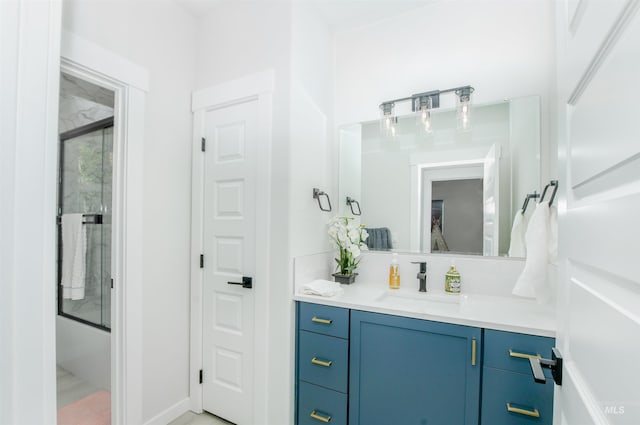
[[338, 96, 540, 258]]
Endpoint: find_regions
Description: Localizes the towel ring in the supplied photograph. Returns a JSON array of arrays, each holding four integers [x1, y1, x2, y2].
[[346, 197, 362, 216], [521, 192, 540, 214], [539, 180, 559, 206], [313, 188, 332, 212]]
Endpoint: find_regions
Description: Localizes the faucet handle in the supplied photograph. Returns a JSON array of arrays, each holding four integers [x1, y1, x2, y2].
[[411, 261, 427, 273]]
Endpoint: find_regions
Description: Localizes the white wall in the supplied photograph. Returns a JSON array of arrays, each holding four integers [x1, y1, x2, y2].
[[0, 0, 61, 423], [195, 3, 294, 422], [334, 0, 555, 182], [62, 0, 197, 420]]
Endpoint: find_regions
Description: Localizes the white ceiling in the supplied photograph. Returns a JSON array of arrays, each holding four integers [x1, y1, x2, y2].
[[173, 0, 436, 32]]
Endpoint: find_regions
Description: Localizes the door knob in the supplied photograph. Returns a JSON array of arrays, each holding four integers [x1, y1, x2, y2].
[[227, 276, 253, 289]]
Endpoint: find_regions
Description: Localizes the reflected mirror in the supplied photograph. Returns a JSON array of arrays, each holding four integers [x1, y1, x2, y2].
[[338, 95, 541, 257]]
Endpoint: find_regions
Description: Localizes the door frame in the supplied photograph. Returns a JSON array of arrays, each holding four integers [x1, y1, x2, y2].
[[190, 70, 274, 419], [60, 30, 149, 424]]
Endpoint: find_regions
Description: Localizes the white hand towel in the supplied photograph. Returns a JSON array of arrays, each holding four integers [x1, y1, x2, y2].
[[548, 205, 558, 265], [302, 279, 344, 297], [512, 202, 550, 301], [508, 209, 528, 257], [61, 213, 87, 300]]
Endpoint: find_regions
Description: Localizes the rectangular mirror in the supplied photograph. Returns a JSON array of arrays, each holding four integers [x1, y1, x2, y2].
[[338, 95, 540, 257]]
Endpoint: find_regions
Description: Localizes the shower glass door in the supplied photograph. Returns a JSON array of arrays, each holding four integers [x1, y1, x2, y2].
[[57, 118, 113, 330]]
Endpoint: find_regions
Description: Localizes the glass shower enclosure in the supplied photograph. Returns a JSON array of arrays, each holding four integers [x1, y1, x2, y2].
[[57, 117, 113, 331]]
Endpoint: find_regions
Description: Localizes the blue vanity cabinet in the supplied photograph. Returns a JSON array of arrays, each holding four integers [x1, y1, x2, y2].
[[296, 302, 350, 425], [481, 329, 555, 425], [349, 310, 482, 425]]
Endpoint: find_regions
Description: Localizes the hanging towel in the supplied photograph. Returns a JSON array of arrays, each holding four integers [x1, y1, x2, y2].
[[512, 202, 550, 301], [365, 227, 393, 250], [508, 209, 528, 257], [548, 204, 558, 265], [61, 213, 87, 300], [302, 280, 344, 297], [431, 222, 449, 252]]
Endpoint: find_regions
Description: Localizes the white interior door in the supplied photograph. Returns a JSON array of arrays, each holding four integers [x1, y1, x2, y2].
[[482, 144, 500, 256], [556, 1, 640, 424], [202, 100, 258, 425]]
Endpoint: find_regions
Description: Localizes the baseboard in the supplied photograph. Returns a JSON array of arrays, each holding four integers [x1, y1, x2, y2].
[[143, 397, 191, 425]]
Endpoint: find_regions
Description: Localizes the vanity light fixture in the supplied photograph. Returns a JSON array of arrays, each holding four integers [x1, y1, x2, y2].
[[379, 85, 474, 137], [379, 102, 397, 138]]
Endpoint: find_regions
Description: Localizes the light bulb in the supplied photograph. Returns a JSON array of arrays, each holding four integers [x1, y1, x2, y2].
[[456, 87, 473, 132], [380, 102, 397, 139], [415, 95, 433, 134]]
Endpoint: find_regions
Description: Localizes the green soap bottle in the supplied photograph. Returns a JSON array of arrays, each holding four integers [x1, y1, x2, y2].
[[445, 263, 461, 293]]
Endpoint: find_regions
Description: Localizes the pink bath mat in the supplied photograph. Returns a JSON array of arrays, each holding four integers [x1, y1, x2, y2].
[[57, 390, 111, 425]]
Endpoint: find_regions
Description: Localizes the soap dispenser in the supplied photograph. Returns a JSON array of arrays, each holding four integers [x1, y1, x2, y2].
[[445, 262, 461, 293], [389, 253, 400, 289]]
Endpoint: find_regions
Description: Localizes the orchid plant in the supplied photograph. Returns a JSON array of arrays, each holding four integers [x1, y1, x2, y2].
[[328, 216, 369, 276]]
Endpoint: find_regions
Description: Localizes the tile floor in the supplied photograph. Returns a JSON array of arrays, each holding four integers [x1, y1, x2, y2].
[[169, 411, 234, 425]]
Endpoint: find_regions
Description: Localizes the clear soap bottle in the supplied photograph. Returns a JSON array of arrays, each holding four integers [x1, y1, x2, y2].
[[389, 253, 400, 289]]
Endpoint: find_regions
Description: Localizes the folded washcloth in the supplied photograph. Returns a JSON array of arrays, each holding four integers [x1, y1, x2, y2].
[[508, 209, 528, 257], [61, 213, 87, 300], [302, 279, 344, 297], [512, 201, 550, 301]]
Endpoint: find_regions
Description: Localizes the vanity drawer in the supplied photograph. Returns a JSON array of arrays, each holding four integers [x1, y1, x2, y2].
[[298, 302, 349, 339], [481, 367, 554, 425], [298, 330, 348, 393], [484, 329, 555, 375], [298, 381, 347, 425]]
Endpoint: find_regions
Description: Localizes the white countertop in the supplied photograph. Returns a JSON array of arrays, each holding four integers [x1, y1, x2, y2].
[[293, 283, 556, 338]]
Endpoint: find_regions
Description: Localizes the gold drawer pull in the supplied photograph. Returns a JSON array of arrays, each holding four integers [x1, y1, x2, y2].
[[509, 349, 541, 360], [311, 357, 332, 367], [312, 316, 332, 325], [310, 410, 332, 422], [471, 338, 477, 366], [506, 403, 540, 418]]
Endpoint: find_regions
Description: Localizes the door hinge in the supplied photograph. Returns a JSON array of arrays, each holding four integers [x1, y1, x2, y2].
[[199, 369, 203, 384], [201, 137, 206, 152], [200, 254, 204, 268], [111, 278, 114, 289]]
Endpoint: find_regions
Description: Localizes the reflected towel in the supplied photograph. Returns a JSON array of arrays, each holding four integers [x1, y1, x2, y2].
[[61, 213, 87, 300], [548, 205, 558, 265], [302, 280, 344, 297], [512, 202, 550, 301], [365, 227, 393, 250], [508, 209, 528, 257]]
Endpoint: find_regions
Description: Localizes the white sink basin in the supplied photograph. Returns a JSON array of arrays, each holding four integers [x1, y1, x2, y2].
[[375, 290, 463, 313]]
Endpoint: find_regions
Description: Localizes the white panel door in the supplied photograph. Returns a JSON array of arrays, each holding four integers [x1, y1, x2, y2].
[[556, 1, 640, 424], [202, 100, 258, 425], [482, 144, 500, 256]]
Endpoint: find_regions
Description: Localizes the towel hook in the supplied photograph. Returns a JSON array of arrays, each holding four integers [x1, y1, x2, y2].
[[521, 192, 540, 214], [539, 180, 559, 207], [313, 188, 332, 212], [346, 197, 362, 216]]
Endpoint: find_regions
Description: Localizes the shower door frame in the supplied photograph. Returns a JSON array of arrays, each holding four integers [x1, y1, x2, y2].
[[60, 30, 149, 425], [57, 116, 114, 332]]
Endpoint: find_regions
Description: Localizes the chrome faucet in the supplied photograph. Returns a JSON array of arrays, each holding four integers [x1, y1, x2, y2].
[[412, 261, 427, 292]]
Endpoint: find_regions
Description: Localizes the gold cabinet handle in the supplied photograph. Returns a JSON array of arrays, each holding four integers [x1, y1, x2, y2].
[[506, 403, 540, 418], [310, 410, 332, 422], [509, 349, 541, 360], [311, 357, 332, 367], [471, 338, 477, 366], [311, 316, 332, 325]]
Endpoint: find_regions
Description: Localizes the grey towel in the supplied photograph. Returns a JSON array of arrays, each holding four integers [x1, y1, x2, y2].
[[365, 227, 393, 250]]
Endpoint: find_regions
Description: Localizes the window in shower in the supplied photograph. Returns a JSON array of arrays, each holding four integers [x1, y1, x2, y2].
[[57, 73, 114, 331]]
